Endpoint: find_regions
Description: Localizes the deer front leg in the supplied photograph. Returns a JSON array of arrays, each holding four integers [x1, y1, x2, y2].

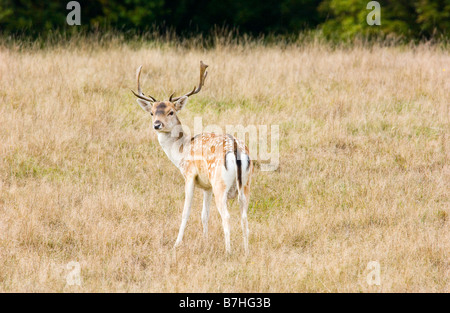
[[202, 189, 213, 238], [174, 178, 195, 248]]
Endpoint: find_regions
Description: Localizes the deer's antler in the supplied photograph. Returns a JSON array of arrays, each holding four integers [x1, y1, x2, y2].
[[131, 65, 158, 102], [170, 61, 208, 102]]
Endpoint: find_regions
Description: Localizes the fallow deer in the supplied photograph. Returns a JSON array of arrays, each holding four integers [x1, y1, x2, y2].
[[131, 61, 253, 254]]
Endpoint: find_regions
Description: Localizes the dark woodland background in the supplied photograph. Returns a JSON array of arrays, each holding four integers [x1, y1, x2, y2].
[[0, 0, 449, 40]]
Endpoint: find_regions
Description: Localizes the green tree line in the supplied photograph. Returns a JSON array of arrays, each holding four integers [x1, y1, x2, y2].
[[0, 0, 448, 40]]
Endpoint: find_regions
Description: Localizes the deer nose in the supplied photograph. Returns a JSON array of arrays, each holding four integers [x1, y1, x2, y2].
[[153, 121, 163, 130]]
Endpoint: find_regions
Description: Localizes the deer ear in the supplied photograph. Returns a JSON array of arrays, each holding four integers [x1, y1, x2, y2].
[[136, 99, 152, 112], [174, 96, 189, 111]]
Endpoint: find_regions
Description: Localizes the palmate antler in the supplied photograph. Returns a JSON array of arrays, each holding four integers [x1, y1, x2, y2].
[[131, 61, 208, 103], [169, 61, 208, 102], [131, 65, 158, 102]]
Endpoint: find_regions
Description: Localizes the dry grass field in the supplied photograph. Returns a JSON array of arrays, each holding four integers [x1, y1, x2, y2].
[[0, 37, 448, 292]]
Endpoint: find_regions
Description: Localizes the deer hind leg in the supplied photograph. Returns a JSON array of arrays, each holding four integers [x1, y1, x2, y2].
[[236, 153, 252, 254], [201, 189, 213, 238], [174, 177, 195, 248], [213, 185, 231, 254], [214, 151, 242, 253], [239, 185, 251, 254], [213, 157, 236, 254]]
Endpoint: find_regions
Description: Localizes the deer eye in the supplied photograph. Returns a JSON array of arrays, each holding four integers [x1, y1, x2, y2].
[[150, 112, 154, 116], [168, 111, 174, 116]]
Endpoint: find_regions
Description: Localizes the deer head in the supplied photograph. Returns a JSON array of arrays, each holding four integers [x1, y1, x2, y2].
[[131, 61, 208, 132]]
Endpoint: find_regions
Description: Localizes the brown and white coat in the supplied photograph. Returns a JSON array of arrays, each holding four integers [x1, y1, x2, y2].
[[132, 62, 253, 253]]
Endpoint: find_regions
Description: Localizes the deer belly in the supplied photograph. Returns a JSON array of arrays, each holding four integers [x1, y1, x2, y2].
[[195, 172, 212, 189]]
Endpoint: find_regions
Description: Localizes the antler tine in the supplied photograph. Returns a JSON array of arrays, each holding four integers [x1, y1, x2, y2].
[[131, 65, 157, 102], [171, 61, 208, 102]]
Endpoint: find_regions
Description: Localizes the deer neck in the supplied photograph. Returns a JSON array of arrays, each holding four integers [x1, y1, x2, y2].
[[156, 122, 190, 171]]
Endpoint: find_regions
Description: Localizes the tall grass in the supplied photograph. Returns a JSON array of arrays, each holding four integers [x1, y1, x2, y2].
[[0, 35, 448, 292]]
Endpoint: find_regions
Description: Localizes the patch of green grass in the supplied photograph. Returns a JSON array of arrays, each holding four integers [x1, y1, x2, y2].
[[189, 97, 264, 114], [249, 194, 281, 221], [7, 153, 65, 180], [411, 125, 440, 138]]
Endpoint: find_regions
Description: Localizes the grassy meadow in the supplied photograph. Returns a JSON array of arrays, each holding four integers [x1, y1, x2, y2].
[[0, 37, 448, 292]]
